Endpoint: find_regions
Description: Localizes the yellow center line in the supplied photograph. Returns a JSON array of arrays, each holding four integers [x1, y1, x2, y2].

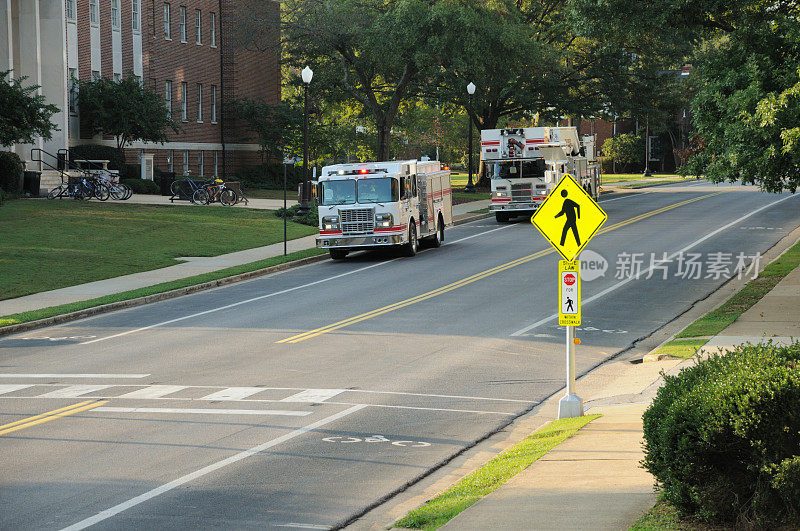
[[277, 191, 730, 344], [0, 400, 108, 436]]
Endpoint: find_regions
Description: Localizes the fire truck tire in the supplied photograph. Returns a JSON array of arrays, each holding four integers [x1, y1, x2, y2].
[[329, 249, 348, 260], [403, 223, 418, 256], [495, 212, 509, 223], [428, 217, 444, 248]]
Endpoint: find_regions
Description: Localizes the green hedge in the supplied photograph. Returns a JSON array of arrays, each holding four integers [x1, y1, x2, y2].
[[0, 151, 23, 192], [121, 178, 159, 195], [235, 164, 308, 190], [642, 342, 800, 527], [274, 203, 318, 227], [69, 144, 126, 170]]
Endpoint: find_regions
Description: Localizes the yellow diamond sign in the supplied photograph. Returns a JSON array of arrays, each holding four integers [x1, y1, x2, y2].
[[531, 174, 607, 261]]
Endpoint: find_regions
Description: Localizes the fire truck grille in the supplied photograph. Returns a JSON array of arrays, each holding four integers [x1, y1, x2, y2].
[[511, 183, 533, 202], [340, 208, 374, 235]]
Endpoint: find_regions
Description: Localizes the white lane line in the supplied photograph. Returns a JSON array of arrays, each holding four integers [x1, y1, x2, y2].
[[510, 193, 800, 336], [448, 224, 514, 244], [345, 388, 533, 403], [38, 385, 113, 398], [116, 385, 186, 399], [79, 224, 514, 346], [279, 389, 346, 403], [0, 384, 34, 395], [93, 407, 311, 416], [0, 374, 149, 379], [199, 387, 265, 401], [60, 404, 368, 531], [597, 191, 652, 203], [331, 402, 520, 416]]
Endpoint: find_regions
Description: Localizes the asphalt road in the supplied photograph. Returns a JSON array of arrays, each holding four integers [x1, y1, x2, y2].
[[2, 181, 799, 530]]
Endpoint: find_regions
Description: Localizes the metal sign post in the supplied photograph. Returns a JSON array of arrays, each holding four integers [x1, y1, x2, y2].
[[558, 258, 582, 419]]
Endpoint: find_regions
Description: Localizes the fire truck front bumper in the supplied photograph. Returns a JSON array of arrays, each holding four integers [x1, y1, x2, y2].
[[317, 234, 404, 249], [489, 201, 543, 212]]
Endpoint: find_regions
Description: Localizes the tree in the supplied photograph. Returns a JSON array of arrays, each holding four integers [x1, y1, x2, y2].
[[0, 70, 59, 147], [234, 99, 301, 160], [78, 74, 179, 154], [602, 132, 644, 171]]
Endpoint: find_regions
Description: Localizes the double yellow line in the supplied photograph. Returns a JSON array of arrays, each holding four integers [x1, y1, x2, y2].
[[278, 191, 728, 344], [0, 400, 107, 436]]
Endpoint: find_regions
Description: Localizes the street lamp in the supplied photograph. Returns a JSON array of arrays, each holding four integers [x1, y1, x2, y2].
[[298, 66, 314, 215], [464, 82, 476, 193]]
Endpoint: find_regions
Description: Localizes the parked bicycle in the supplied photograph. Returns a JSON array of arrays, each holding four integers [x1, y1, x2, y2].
[[192, 179, 238, 206]]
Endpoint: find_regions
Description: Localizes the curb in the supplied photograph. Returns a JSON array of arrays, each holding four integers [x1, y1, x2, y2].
[[0, 208, 493, 337]]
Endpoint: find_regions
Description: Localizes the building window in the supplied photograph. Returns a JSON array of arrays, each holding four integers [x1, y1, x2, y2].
[[179, 6, 186, 42], [196, 83, 203, 122], [89, 0, 98, 24], [210, 13, 216, 47], [168, 150, 174, 172], [180, 82, 187, 121], [210, 85, 217, 123], [132, 0, 141, 33], [183, 150, 189, 176], [68, 69, 78, 114], [213, 151, 218, 177], [198, 151, 204, 176], [112, 0, 120, 29], [165, 81, 172, 119], [91, 70, 101, 82], [114, 73, 122, 82], [163, 4, 171, 39], [66, 0, 75, 21], [195, 10, 201, 44]]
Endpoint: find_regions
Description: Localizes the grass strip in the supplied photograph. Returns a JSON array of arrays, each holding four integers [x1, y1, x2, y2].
[[0, 248, 326, 328], [601, 173, 682, 183], [678, 239, 800, 337], [620, 179, 684, 189], [394, 415, 600, 530], [629, 496, 685, 530], [650, 338, 710, 359]]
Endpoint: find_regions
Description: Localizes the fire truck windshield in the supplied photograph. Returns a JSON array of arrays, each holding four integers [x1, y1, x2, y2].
[[320, 180, 356, 205], [488, 160, 546, 180], [356, 177, 399, 204]]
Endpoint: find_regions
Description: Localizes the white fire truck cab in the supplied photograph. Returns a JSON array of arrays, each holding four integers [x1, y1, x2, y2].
[[482, 127, 600, 222], [316, 160, 453, 259]]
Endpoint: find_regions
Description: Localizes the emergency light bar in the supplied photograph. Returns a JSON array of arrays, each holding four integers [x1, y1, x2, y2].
[[334, 168, 389, 176]]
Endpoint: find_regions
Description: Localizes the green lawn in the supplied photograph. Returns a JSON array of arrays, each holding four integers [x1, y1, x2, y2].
[[0, 199, 318, 301], [649, 338, 709, 359], [243, 188, 294, 200], [601, 173, 685, 184]]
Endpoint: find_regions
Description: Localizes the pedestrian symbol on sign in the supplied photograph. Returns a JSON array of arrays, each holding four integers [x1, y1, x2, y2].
[[555, 190, 581, 246], [565, 297, 574, 312]]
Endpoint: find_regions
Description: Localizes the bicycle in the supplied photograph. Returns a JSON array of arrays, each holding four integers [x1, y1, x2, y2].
[[193, 179, 238, 206], [171, 175, 213, 204]]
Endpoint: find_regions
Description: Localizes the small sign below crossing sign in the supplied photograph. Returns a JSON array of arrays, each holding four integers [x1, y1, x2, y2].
[[559, 260, 581, 326]]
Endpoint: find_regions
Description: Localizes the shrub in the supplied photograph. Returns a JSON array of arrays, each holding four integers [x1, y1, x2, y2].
[[121, 164, 142, 181], [275, 203, 318, 227], [121, 178, 159, 195], [642, 342, 800, 527], [0, 150, 24, 192], [236, 163, 307, 190], [69, 144, 126, 170]]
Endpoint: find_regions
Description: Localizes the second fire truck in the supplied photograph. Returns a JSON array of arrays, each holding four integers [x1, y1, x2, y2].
[[481, 127, 600, 222]]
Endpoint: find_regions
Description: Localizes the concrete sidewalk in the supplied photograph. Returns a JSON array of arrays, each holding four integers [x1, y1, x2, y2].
[[0, 199, 490, 316], [423, 252, 800, 530]]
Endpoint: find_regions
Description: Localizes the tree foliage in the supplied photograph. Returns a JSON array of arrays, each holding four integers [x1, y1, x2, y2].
[[234, 98, 301, 159], [78, 74, 179, 152], [602, 132, 644, 167], [0, 70, 59, 147]]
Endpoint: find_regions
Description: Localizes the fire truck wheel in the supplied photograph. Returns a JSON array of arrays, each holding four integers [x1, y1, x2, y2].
[[429, 217, 444, 248], [495, 212, 509, 223], [329, 249, 348, 260], [404, 223, 418, 256]]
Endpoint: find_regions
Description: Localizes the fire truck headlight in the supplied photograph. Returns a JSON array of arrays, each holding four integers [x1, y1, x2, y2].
[[322, 215, 339, 230], [495, 191, 509, 198], [375, 213, 393, 227]]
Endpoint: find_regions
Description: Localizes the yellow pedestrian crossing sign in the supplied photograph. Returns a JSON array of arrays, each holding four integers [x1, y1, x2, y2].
[[558, 260, 581, 326], [531, 174, 607, 261]]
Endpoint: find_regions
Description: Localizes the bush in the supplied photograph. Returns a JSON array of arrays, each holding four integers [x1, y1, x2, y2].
[[121, 178, 159, 195], [274, 203, 318, 227], [236, 164, 307, 190], [642, 342, 800, 527], [0, 151, 24, 192], [69, 144, 126, 170]]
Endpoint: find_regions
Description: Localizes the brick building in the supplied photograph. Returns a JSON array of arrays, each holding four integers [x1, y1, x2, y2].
[[1, 0, 279, 181]]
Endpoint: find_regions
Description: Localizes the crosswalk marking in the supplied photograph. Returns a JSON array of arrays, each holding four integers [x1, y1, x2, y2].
[[280, 389, 346, 403], [116, 385, 186, 399], [38, 385, 113, 398], [199, 387, 265, 401], [94, 407, 311, 416], [0, 384, 34, 396]]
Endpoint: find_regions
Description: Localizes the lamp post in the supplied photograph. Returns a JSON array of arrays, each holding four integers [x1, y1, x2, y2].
[[464, 82, 476, 192], [642, 117, 651, 177], [298, 66, 313, 215]]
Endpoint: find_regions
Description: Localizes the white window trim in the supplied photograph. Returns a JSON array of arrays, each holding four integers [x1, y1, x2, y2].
[[164, 3, 171, 40], [196, 83, 203, 123], [180, 82, 188, 122], [183, 150, 189, 176], [210, 85, 217, 123], [66, 0, 76, 21], [112, 0, 120, 29], [210, 13, 216, 47], [132, 0, 141, 34], [195, 9, 202, 45], [198, 151, 204, 176], [180, 6, 186, 43], [89, 0, 99, 26], [213, 151, 218, 177], [165, 81, 172, 119]]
